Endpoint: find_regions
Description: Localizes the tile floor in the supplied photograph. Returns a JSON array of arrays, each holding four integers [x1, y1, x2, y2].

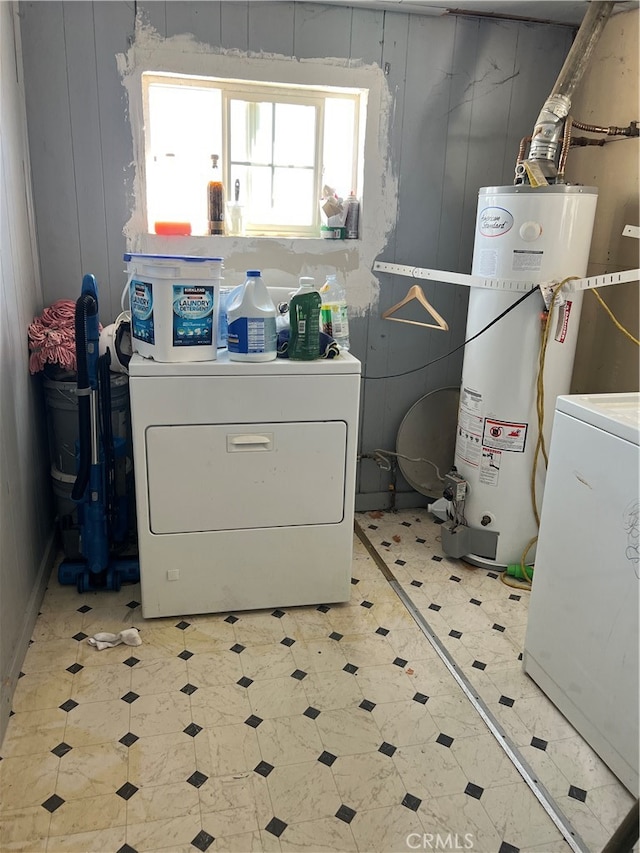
[[356, 509, 637, 853], [0, 510, 634, 853]]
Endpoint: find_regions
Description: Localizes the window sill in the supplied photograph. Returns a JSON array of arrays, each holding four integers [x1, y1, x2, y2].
[[146, 233, 360, 242]]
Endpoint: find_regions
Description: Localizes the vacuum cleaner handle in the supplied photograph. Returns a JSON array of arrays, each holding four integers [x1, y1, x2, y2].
[[71, 282, 99, 502]]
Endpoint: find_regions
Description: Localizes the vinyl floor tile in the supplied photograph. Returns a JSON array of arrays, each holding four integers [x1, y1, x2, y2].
[[0, 806, 51, 848], [63, 698, 131, 747], [46, 826, 127, 852], [278, 816, 358, 852], [350, 804, 426, 853], [266, 760, 342, 825], [246, 676, 308, 719], [0, 707, 67, 757], [47, 792, 126, 837], [331, 750, 407, 811]]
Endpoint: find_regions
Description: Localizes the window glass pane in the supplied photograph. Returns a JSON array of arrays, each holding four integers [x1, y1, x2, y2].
[[274, 103, 316, 167], [230, 100, 273, 165], [274, 168, 315, 225], [148, 84, 220, 157], [323, 97, 355, 199], [243, 165, 273, 222], [146, 83, 221, 234]]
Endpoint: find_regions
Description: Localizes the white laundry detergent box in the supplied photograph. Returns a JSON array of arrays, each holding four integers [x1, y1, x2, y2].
[[124, 253, 223, 362]]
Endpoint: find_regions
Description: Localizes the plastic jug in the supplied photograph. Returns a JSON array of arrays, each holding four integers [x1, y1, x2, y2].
[[288, 277, 322, 361], [227, 271, 277, 362], [320, 274, 350, 350]]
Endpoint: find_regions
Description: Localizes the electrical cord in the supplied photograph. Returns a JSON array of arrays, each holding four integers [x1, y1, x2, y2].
[[590, 287, 640, 345], [364, 286, 540, 380], [504, 274, 640, 591], [502, 276, 578, 590]]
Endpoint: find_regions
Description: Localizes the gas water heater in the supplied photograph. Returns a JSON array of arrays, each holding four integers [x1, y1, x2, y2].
[[447, 184, 597, 568], [375, 0, 640, 569]]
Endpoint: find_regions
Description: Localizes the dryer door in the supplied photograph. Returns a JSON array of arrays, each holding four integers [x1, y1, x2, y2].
[[146, 421, 347, 533]]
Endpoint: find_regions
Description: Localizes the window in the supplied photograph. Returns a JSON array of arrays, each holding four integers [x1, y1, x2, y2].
[[142, 72, 365, 238]]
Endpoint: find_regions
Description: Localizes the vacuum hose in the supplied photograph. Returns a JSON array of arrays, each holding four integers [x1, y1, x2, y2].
[[71, 293, 98, 502]]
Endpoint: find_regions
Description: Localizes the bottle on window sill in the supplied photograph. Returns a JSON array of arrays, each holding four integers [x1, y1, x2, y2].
[[208, 154, 225, 235], [344, 191, 360, 239]]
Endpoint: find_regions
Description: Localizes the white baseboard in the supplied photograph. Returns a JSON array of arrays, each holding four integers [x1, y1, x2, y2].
[[0, 528, 57, 743]]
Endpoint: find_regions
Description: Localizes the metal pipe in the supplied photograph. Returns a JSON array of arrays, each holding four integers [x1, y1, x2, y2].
[[553, 1, 614, 100], [520, 1, 614, 182], [573, 118, 639, 136]]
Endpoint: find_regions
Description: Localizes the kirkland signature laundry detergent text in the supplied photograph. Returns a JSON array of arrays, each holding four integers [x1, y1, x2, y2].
[[130, 279, 155, 344], [172, 285, 214, 347]]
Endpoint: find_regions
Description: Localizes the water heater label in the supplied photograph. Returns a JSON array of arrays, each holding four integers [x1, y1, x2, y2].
[[130, 279, 155, 344], [455, 388, 483, 467], [480, 448, 501, 486], [512, 249, 543, 271], [482, 418, 528, 452], [172, 285, 214, 347], [478, 207, 513, 237], [476, 250, 498, 277]]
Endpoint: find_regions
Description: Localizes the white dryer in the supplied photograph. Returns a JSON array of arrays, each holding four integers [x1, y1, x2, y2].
[[128, 351, 361, 618]]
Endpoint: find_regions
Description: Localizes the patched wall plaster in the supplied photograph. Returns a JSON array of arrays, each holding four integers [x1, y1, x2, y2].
[[118, 16, 398, 313]]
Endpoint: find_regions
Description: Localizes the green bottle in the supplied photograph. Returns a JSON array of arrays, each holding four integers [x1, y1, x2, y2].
[[288, 277, 321, 360]]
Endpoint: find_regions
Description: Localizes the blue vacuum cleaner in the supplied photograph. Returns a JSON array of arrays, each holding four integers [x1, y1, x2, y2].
[[58, 274, 139, 593]]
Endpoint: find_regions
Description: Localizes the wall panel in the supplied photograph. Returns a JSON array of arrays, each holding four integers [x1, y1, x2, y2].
[[1, 1, 54, 741], [248, 1, 295, 55], [166, 2, 222, 44]]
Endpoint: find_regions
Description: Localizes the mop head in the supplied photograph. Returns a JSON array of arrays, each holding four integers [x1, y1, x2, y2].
[[87, 628, 142, 651]]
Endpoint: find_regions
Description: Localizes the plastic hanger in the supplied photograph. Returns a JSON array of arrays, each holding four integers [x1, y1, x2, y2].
[[381, 284, 449, 331]]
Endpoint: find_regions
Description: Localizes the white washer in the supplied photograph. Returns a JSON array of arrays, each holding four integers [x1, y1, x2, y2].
[[523, 393, 639, 795], [129, 350, 361, 618]]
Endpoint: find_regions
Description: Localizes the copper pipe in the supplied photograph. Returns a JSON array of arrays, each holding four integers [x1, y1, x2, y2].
[[516, 136, 531, 165], [557, 115, 573, 181]]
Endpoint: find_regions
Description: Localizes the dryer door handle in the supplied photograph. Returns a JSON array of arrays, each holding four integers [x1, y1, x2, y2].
[[227, 433, 274, 451]]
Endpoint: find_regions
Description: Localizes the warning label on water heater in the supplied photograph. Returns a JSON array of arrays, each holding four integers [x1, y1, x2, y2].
[[455, 387, 483, 467], [482, 418, 528, 452], [512, 250, 543, 272], [480, 448, 502, 486]]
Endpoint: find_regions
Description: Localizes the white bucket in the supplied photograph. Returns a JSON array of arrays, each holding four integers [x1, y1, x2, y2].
[[124, 253, 223, 362]]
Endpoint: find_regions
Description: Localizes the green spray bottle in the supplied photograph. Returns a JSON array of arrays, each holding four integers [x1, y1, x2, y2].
[[288, 277, 321, 360]]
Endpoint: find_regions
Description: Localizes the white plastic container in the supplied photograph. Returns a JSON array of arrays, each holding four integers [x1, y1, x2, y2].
[[124, 253, 223, 363], [227, 271, 277, 362]]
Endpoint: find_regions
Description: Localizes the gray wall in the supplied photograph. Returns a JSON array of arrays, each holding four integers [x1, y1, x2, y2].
[[18, 1, 574, 508], [1, 1, 55, 741]]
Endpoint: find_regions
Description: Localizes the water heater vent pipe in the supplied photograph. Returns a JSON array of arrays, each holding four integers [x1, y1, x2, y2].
[[517, 0, 614, 184]]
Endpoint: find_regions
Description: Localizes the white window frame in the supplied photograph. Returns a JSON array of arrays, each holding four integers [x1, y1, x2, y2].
[[142, 71, 362, 239]]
